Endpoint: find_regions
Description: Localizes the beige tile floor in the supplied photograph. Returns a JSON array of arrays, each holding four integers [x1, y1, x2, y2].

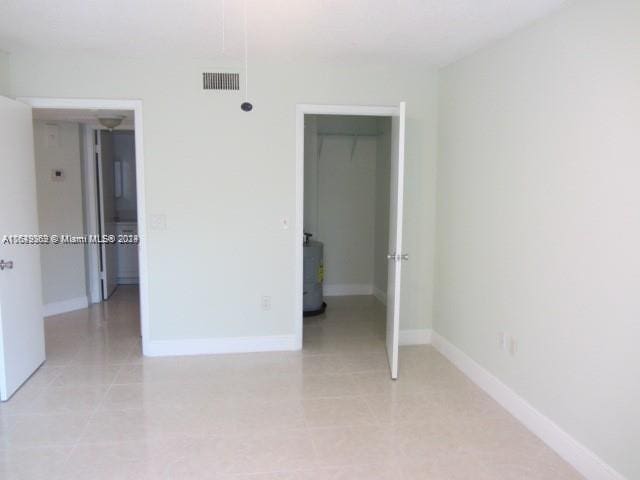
[[0, 287, 583, 479]]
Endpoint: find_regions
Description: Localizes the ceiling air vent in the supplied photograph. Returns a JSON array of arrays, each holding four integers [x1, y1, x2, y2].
[[203, 72, 240, 91]]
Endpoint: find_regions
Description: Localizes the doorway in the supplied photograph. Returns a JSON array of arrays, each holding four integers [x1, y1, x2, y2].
[[0, 97, 149, 400], [94, 127, 140, 300], [20, 98, 149, 349], [30, 110, 139, 311], [295, 103, 407, 379]]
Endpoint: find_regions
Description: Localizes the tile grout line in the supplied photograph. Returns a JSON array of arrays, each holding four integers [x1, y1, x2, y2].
[[55, 362, 126, 479]]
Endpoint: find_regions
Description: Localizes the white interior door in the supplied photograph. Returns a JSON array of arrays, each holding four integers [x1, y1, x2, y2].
[[385, 101, 406, 380], [98, 130, 118, 300], [0, 96, 46, 401]]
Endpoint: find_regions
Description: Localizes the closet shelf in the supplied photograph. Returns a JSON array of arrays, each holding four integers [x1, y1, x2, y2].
[[316, 133, 380, 160]]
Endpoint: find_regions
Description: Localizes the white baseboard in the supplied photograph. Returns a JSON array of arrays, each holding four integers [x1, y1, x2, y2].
[[399, 329, 431, 345], [372, 286, 387, 305], [431, 332, 627, 480], [144, 334, 297, 357], [43, 296, 89, 317], [324, 284, 374, 296]]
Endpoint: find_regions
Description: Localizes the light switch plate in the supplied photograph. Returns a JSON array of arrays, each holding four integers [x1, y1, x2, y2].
[[150, 214, 167, 230]]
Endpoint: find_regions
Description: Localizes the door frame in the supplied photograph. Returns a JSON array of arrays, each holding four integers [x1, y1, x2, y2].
[[294, 103, 400, 350], [81, 125, 102, 304], [18, 97, 150, 355]]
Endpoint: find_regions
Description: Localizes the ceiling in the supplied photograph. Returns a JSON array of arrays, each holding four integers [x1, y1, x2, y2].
[[32, 109, 134, 129], [0, 0, 567, 66]]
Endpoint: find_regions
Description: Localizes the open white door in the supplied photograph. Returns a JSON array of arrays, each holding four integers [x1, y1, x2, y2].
[[0, 96, 46, 401], [98, 130, 118, 300], [385, 101, 406, 380]]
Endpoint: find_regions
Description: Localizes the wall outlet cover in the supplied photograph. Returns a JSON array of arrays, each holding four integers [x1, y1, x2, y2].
[[261, 296, 272, 310]]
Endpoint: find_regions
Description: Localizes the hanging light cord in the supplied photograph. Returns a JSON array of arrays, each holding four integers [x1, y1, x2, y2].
[[221, 0, 225, 53], [239, 0, 253, 111], [244, 0, 249, 102]]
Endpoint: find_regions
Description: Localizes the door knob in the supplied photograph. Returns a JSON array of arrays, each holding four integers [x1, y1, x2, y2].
[[0, 260, 14, 271]]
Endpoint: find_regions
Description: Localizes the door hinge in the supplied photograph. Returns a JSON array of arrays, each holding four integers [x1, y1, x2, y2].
[[387, 253, 409, 261], [0, 259, 14, 271]]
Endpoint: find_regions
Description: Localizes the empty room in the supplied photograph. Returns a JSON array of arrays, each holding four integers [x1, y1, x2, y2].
[[0, 1, 637, 479]]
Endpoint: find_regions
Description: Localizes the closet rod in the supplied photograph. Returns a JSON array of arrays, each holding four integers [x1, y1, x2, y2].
[[316, 133, 380, 137]]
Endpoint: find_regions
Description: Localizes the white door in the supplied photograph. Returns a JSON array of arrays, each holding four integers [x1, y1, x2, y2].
[[98, 130, 118, 299], [385, 101, 407, 380], [0, 96, 46, 401]]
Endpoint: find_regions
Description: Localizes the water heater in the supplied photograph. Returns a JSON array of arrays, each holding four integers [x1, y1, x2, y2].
[[303, 233, 326, 316]]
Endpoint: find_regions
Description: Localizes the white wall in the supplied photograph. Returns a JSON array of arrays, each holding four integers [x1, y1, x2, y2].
[[33, 121, 87, 312], [10, 56, 438, 342], [374, 118, 391, 300], [318, 135, 376, 291], [0, 51, 9, 96], [436, 0, 640, 478], [112, 130, 137, 221], [303, 116, 319, 236], [304, 115, 388, 295]]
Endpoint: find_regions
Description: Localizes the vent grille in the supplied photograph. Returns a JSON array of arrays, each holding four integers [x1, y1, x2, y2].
[[203, 72, 240, 90]]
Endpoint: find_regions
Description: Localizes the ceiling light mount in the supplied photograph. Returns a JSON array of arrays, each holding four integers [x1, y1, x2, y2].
[[98, 116, 124, 130]]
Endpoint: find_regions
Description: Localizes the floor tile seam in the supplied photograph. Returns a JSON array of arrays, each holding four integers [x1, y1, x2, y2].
[[57, 363, 125, 475]]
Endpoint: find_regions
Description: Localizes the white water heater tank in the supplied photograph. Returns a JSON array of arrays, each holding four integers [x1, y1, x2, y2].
[[303, 236, 325, 315]]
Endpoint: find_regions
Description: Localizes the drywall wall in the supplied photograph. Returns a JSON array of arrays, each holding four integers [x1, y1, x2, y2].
[[304, 115, 389, 295], [374, 118, 391, 301], [317, 134, 376, 291], [303, 116, 319, 236], [33, 121, 87, 311], [112, 130, 137, 221], [436, 0, 640, 478], [0, 51, 9, 96], [10, 55, 438, 341]]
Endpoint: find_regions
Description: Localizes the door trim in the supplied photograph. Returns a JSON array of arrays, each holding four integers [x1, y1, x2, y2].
[[81, 125, 102, 304], [294, 103, 400, 350], [18, 97, 151, 356]]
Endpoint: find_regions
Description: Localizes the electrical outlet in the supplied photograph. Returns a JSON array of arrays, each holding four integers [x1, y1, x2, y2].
[[261, 296, 271, 311]]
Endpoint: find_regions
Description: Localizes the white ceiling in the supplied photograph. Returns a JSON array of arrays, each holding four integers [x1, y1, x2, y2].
[[0, 0, 567, 66], [32, 109, 134, 129]]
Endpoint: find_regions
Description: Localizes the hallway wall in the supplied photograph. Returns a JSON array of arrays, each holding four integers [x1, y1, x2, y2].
[[33, 120, 87, 314]]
